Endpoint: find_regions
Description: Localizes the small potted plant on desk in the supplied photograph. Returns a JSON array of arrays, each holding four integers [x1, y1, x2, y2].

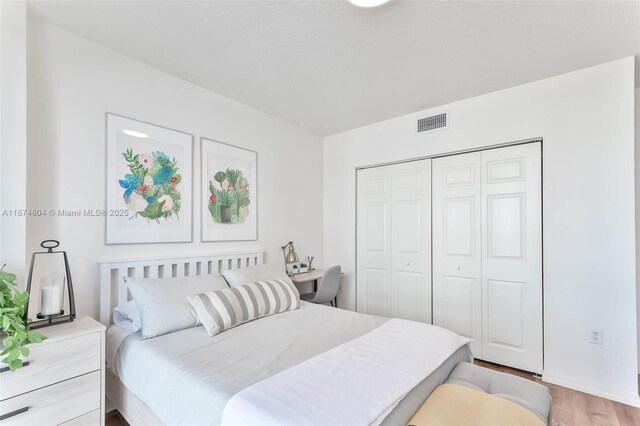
[[0, 266, 45, 371], [299, 263, 308, 273]]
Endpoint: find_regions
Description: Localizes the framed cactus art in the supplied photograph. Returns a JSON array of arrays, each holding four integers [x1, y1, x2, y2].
[[106, 113, 193, 244], [201, 138, 257, 241]]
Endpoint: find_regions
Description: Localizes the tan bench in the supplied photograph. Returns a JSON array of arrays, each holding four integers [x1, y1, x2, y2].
[[409, 362, 551, 426]]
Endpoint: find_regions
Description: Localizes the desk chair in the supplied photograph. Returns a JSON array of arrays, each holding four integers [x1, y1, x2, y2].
[[300, 265, 341, 307]]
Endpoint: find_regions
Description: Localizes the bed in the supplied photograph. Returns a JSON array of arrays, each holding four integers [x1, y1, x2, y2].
[[99, 252, 472, 426]]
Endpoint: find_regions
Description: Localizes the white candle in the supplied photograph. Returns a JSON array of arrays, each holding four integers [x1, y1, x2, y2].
[[40, 277, 62, 315]]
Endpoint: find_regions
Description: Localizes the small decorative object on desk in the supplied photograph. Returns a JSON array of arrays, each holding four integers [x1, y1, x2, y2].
[[281, 241, 300, 275], [307, 256, 314, 271], [299, 263, 308, 273], [25, 240, 76, 329]]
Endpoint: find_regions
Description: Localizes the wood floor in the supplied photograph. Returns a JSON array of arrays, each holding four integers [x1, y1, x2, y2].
[[105, 410, 128, 426], [105, 360, 640, 426], [474, 360, 640, 426]]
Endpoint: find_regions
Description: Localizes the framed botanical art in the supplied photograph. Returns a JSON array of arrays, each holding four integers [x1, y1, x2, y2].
[[106, 113, 193, 244], [201, 138, 257, 241]]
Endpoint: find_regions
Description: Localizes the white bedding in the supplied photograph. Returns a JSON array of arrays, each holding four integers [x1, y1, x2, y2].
[[106, 325, 134, 371], [108, 302, 472, 425], [222, 318, 469, 426]]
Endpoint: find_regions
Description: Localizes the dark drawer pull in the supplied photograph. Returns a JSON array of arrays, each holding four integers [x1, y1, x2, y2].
[[0, 361, 29, 374], [0, 406, 29, 421]]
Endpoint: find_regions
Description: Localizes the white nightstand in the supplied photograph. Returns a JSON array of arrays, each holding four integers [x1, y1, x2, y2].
[[0, 316, 106, 425]]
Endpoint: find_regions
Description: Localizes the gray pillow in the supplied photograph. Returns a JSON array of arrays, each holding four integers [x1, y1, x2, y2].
[[221, 264, 294, 288], [190, 279, 301, 337], [126, 274, 229, 339]]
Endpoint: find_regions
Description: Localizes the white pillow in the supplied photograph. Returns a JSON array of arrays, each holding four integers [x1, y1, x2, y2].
[[126, 274, 229, 339], [221, 264, 294, 288], [113, 300, 142, 332]]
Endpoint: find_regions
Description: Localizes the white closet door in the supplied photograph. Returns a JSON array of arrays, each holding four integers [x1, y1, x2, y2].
[[357, 165, 392, 317], [390, 160, 431, 322], [481, 143, 542, 373], [357, 160, 431, 322], [432, 152, 483, 355]]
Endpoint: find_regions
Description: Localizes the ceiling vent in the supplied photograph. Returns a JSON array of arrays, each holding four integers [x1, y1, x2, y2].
[[417, 112, 448, 134]]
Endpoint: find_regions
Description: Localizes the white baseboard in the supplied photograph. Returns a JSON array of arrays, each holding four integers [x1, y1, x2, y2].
[[542, 370, 640, 407], [105, 397, 116, 413]]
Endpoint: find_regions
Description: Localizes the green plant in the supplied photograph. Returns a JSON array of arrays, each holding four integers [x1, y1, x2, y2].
[[217, 189, 233, 208], [208, 167, 251, 224], [0, 266, 45, 371]]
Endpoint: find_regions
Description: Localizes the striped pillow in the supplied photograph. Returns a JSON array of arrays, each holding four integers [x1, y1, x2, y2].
[[190, 279, 301, 337]]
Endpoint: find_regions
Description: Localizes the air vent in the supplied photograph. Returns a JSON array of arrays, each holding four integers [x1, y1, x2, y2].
[[417, 113, 448, 133]]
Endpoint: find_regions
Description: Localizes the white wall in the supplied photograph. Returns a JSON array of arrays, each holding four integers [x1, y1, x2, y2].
[[26, 17, 323, 318], [635, 87, 640, 374], [0, 1, 27, 279], [324, 58, 638, 405]]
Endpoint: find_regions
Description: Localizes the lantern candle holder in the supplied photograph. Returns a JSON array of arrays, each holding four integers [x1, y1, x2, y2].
[[25, 240, 76, 329]]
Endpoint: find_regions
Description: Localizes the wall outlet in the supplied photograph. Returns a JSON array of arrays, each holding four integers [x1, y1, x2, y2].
[[590, 329, 603, 345]]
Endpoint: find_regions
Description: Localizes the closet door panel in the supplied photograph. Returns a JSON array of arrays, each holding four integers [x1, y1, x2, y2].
[[391, 160, 432, 323], [444, 197, 475, 256], [395, 271, 423, 322], [486, 279, 526, 349], [442, 276, 475, 337], [432, 152, 482, 355], [481, 143, 542, 373], [363, 268, 389, 317], [486, 194, 525, 259], [357, 166, 392, 317], [357, 160, 431, 323]]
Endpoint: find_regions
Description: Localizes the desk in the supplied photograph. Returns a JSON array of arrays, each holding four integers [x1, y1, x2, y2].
[[289, 270, 343, 306], [289, 269, 325, 290]]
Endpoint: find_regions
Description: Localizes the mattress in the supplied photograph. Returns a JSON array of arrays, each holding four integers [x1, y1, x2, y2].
[[108, 302, 472, 425]]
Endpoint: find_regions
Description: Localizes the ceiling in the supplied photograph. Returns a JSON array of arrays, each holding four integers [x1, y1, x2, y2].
[[28, 0, 640, 136]]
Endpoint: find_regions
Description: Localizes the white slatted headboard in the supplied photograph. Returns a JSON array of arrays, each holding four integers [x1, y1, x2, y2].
[[98, 251, 264, 325]]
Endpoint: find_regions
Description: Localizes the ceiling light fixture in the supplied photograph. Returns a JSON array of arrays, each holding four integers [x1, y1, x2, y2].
[[349, 0, 390, 7], [123, 130, 148, 138]]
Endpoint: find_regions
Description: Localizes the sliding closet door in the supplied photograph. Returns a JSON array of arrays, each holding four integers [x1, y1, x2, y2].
[[356, 160, 431, 322], [481, 143, 542, 373], [390, 160, 432, 323], [432, 152, 483, 356], [357, 165, 392, 317]]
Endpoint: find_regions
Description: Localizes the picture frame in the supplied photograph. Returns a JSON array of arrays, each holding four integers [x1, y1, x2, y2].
[[201, 138, 257, 241], [106, 113, 193, 244]]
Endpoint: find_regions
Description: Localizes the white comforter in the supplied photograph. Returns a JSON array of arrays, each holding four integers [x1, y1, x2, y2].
[[110, 302, 472, 425], [222, 318, 469, 426]]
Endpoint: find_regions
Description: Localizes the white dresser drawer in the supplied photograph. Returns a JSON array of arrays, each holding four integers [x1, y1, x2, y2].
[[0, 371, 100, 425], [60, 409, 101, 426], [0, 332, 100, 400]]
